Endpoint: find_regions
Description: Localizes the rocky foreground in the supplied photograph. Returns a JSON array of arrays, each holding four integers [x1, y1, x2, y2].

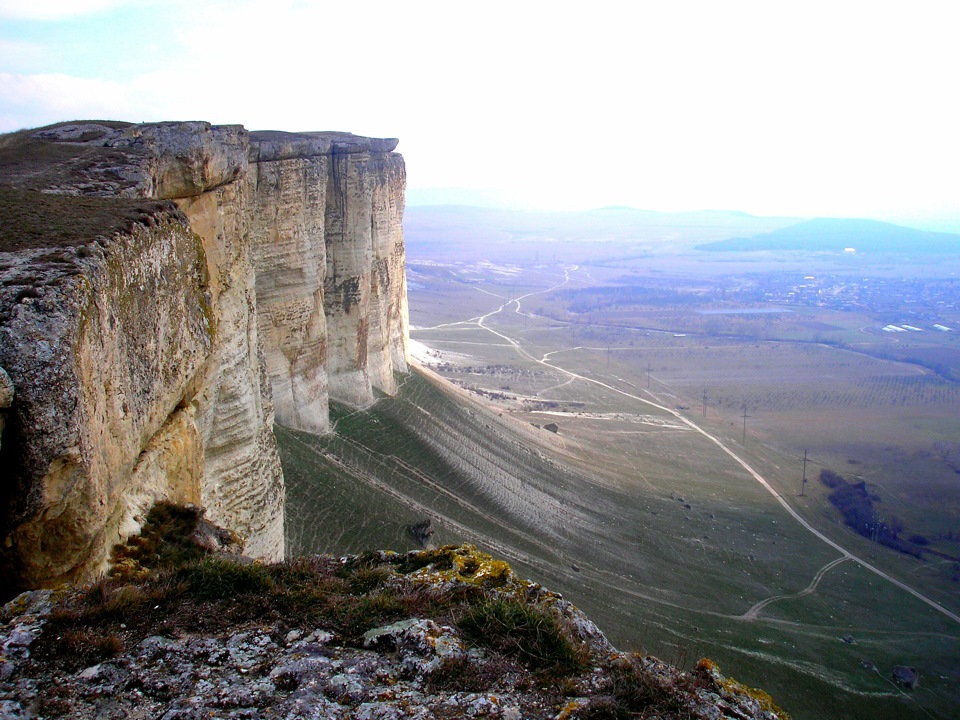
[[0, 525, 787, 719]]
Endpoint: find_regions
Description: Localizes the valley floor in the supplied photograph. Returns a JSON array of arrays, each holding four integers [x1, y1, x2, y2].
[[284, 258, 960, 720]]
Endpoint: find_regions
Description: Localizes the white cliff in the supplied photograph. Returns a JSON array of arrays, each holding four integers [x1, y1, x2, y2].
[[0, 120, 409, 591]]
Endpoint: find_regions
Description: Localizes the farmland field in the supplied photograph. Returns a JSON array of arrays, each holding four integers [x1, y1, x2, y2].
[[283, 208, 960, 720]]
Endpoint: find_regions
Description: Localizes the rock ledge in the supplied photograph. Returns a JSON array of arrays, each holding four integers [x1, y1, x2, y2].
[[0, 544, 789, 720]]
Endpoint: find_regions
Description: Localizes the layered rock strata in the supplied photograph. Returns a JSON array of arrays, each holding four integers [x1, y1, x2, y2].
[[247, 131, 408, 429], [0, 121, 409, 591]]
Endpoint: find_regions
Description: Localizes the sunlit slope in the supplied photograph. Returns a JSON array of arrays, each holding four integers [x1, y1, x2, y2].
[[283, 368, 813, 611], [280, 367, 959, 720]]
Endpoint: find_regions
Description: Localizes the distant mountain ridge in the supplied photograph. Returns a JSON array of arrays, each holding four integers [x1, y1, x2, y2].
[[697, 217, 960, 253], [404, 205, 799, 254]]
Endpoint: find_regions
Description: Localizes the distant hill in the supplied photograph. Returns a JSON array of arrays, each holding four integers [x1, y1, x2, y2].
[[404, 205, 799, 259], [696, 217, 960, 253]]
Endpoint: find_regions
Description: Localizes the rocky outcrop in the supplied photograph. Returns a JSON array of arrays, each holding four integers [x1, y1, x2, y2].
[[0, 208, 227, 589], [0, 121, 409, 591], [0, 544, 789, 719]]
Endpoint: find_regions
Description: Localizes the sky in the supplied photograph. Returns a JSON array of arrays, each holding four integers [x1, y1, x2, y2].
[[1, 0, 958, 230]]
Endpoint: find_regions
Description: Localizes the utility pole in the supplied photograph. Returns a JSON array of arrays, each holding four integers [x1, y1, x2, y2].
[[606, 346, 611, 369], [800, 448, 808, 496], [647, 362, 652, 389], [702, 389, 708, 417], [741, 404, 750, 444]]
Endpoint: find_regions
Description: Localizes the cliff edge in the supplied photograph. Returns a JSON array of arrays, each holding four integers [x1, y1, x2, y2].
[[0, 121, 409, 592], [0, 543, 789, 719]]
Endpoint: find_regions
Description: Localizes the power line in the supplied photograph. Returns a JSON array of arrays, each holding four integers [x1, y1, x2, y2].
[[800, 448, 808, 496]]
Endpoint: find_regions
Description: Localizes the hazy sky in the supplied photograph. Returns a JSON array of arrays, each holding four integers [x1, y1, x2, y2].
[[1, 1, 958, 229]]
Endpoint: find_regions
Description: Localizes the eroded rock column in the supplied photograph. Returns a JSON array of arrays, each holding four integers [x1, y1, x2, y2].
[[324, 141, 375, 407], [368, 150, 409, 393], [248, 137, 331, 434]]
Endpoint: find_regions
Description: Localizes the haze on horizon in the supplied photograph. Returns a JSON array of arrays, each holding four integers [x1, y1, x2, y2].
[[1, 0, 958, 232]]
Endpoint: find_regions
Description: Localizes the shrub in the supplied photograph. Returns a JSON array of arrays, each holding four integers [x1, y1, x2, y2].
[[828, 481, 875, 537], [110, 502, 208, 578], [819, 469, 845, 488]]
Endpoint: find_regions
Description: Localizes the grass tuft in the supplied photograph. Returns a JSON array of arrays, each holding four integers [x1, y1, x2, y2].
[[459, 597, 585, 675], [175, 557, 273, 602], [602, 654, 687, 714]]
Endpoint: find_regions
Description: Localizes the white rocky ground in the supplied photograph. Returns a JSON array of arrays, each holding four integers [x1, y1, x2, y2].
[[407, 339, 475, 369], [0, 545, 788, 720]]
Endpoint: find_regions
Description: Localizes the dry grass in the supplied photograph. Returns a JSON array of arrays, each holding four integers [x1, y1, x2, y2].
[[0, 187, 182, 252], [0, 121, 185, 251], [31, 546, 584, 681], [459, 597, 587, 675]]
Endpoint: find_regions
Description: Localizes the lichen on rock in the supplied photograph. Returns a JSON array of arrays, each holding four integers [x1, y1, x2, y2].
[[0, 543, 789, 719]]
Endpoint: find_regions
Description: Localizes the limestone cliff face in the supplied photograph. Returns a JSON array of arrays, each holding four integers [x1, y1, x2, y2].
[[0, 121, 409, 591], [0, 213, 215, 586], [247, 152, 331, 433], [249, 132, 409, 427], [174, 180, 285, 565]]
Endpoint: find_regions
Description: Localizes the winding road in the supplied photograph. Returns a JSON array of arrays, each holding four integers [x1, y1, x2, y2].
[[467, 266, 960, 626]]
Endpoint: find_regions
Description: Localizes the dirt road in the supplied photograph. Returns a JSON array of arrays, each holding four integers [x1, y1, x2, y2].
[[471, 269, 960, 627]]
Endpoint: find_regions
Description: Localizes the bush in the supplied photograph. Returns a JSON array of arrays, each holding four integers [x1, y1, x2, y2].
[[110, 502, 208, 578], [829, 481, 875, 537], [819, 469, 845, 488]]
